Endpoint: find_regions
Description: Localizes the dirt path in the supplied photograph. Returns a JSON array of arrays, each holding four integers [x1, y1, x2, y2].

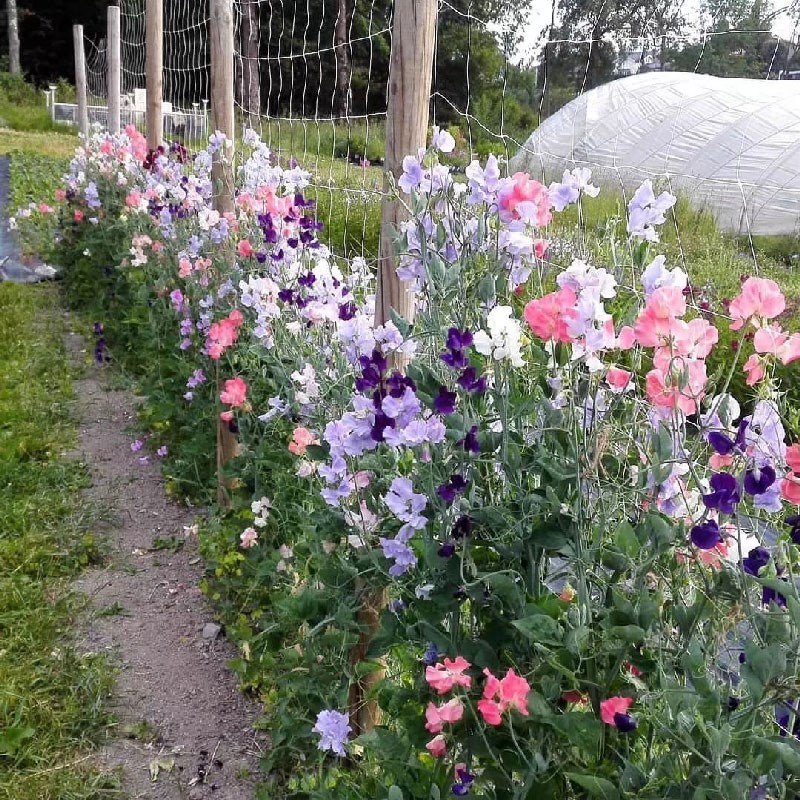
[[66, 326, 265, 800]]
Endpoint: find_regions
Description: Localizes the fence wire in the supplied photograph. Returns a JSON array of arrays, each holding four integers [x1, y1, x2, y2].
[[77, 0, 800, 264]]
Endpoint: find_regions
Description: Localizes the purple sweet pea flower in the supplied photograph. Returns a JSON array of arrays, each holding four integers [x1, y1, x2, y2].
[[433, 386, 457, 415], [691, 519, 722, 549], [438, 474, 468, 504], [702, 472, 740, 515], [458, 425, 480, 453], [457, 366, 487, 394], [742, 546, 770, 576], [614, 712, 637, 733], [744, 465, 776, 496]]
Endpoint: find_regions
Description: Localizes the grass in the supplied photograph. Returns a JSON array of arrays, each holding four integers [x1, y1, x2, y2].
[[0, 284, 119, 800], [0, 129, 76, 159]]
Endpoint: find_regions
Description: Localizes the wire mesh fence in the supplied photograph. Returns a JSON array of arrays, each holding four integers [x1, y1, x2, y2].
[[73, 0, 800, 257]]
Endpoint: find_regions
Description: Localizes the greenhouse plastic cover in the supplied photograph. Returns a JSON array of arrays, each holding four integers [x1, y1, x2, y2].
[[509, 72, 800, 236]]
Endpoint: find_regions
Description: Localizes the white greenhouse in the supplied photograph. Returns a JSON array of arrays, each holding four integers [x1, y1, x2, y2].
[[510, 72, 800, 236]]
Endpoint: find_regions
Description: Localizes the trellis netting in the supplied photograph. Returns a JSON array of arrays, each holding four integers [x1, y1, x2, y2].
[[510, 71, 800, 236]]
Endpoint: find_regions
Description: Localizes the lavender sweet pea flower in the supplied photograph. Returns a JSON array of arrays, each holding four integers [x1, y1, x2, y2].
[[398, 155, 425, 194], [312, 710, 351, 756]]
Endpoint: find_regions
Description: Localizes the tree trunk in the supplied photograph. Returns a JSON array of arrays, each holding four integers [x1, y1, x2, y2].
[[238, 0, 260, 120], [7, 0, 20, 76], [333, 0, 351, 117]]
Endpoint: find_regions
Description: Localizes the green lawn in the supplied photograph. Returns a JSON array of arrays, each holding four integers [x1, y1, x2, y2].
[[0, 284, 118, 800]]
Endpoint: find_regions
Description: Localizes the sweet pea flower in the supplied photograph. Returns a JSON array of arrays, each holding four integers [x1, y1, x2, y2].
[[237, 238, 254, 258], [497, 172, 552, 226], [606, 366, 633, 392], [312, 709, 351, 757], [524, 288, 576, 343], [220, 376, 247, 407], [240, 527, 258, 548], [426, 734, 447, 758], [477, 667, 530, 726], [600, 696, 634, 726], [425, 656, 472, 695], [729, 277, 785, 330], [424, 697, 464, 733], [288, 426, 318, 456], [431, 125, 456, 153]]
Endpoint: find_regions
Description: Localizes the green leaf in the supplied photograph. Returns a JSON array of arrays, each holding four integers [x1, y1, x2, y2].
[[513, 613, 563, 646], [565, 773, 620, 799], [614, 521, 640, 558], [754, 736, 800, 774], [387, 787, 404, 800], [477, 274, 496, 302], [741, 642, 786, 700], [609, 625, 646, 644], [0, 725, 34, 756], [389, 309, 412, 338]]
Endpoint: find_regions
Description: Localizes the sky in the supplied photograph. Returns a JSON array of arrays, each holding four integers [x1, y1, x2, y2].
[[503, 0, 800, 63]]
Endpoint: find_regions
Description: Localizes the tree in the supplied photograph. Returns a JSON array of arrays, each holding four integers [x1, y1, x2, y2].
[[666, 0, 778, 78], [544, 0, 687, 91]]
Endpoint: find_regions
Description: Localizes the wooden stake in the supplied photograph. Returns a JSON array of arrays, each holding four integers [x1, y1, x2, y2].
[[210, 0, 238, 507], [73, 25, 89, 138], [108, 5, 122, 136], [146, 0, 163, 149], [348, 0, 438, 736]]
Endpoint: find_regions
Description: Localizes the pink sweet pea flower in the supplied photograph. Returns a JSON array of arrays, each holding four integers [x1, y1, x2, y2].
[[125, 190, 142, 208], [240, 527, 258, 548], [497, 172, 552, 226], [606, 366, 633, 392], [288, 427, 319, 456], [786, 444, 800, 473], [523, 287, 576, 343], [237, 239, 254, 258], [425, 656, 472, 695], [220, 377, 247, 407], [743, 354, 766, 386], [477, 667, 530, 725], [633, 286, 686, 347], [55, 189, 66, 201], [617, 325, 636, 350], [74, 210, 84, 222], [781, 474, 800, 505], [600, 696, 633, 725], [424, 697, 464, 733], [425, 735, 447, 758], [729, 277, 785, 330], [220, 410, 234, 422]]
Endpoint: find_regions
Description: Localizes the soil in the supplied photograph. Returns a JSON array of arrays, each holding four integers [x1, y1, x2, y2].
[[66, 326, 265, 800]]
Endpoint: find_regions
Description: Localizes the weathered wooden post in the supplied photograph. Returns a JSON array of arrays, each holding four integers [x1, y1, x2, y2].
[[73, 25, 89, 137], [347, 0, 438, 736], [210, 0, 238, 507], [7, 0, 20, 76], [146, 0, 163, 148], [108, 4, 122, 135], [374, 0, 437, 328]]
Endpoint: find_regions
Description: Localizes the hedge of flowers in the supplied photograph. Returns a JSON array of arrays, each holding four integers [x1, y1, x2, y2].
[[15, 123, 800, 799]]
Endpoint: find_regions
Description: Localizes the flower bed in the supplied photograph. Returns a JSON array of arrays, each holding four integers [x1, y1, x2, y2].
[[14, 124, 800, 798]]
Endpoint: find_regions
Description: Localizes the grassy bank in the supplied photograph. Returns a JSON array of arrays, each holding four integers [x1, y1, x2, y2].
[[0, 284, 117, 799]]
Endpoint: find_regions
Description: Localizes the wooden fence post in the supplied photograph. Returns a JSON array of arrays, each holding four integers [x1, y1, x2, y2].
[[209, 0, 238, 507], [73, 25, 89, 138], [374, 0, 437, 328], [108, 4, 122, 135], [347, 0, 438, 737], [146, 0, 163, 148], [7, 0, 20, 76]]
